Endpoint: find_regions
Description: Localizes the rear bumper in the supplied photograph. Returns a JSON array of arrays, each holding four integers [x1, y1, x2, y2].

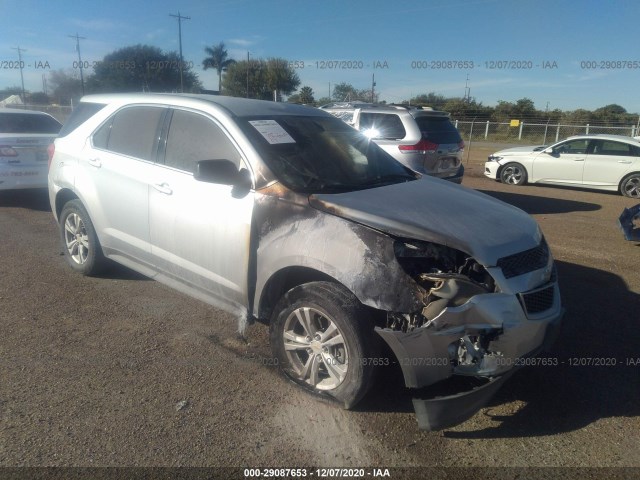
[[441, 164, 464, 184], [0, 164, 48, 190]]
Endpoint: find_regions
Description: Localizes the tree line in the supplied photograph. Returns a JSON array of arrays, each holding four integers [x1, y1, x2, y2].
[[1, 42, 301, 105], [292, 89, 638, 127]]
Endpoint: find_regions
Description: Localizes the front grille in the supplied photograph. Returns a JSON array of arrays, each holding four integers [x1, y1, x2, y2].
[[497, 239, 549, 279], [519, 284, 555, 316]]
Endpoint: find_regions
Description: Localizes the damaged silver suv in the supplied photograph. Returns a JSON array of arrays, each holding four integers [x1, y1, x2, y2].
[[48, 94, 562, 430]]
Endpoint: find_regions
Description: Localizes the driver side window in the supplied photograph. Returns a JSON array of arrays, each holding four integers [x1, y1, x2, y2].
[[555, 139, 590, 154]]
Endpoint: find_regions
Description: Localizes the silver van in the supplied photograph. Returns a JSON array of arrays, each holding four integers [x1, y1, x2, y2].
[[48, 93, 562, 430]]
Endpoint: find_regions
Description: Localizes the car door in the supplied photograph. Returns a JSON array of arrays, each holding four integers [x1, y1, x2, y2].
[[148, 108, 254, 311], [81, 105, 167, 268], [531, 138, 591, 184], [583, 139, 639, 187]]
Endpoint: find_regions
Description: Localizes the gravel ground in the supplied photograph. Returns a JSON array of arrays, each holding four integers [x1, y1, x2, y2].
[[0, 144, 639, 478]]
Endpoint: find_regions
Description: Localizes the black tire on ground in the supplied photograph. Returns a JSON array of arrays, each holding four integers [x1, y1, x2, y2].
[[59, 199, 106, 276], [620, 173, 640, 198], [500, 162, 528, 186], [269, 281, 378, 409]]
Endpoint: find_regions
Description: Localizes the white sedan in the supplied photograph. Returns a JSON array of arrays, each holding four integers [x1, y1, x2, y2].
[[484, 134, 640, 198], [0, 109, 62, 190]]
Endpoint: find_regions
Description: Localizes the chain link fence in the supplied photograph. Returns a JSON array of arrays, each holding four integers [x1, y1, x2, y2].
[[454, 119, 638, 145]]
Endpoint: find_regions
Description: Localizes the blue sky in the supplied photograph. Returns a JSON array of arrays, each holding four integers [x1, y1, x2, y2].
[[2, 0, 640, 113]]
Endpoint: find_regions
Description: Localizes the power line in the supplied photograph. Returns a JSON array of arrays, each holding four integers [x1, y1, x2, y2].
[[68, 33, 86, 96], [169, 11, 190, 92]]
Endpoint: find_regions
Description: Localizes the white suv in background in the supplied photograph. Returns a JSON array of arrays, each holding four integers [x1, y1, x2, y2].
[[320, 103, 465, 183]]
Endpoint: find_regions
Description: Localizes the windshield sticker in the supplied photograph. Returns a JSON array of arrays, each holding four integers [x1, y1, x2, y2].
[[249, 120, 296, 144]]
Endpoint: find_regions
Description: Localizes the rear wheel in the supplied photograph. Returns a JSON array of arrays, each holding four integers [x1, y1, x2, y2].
[[59, 200, 106, 275], [270, 281, 378, 409], [500, 162, 528, 186], [620, 173, 640, 198]]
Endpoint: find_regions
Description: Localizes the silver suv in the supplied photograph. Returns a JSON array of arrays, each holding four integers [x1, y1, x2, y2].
[[48, 93, 562, 430], [320, 103, 464, 183]]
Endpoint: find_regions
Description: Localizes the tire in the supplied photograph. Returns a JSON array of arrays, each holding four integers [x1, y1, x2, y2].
[[270, 281, 378, 409], [59, 199, 106, 275], [620, 173, 640, 198], [500, 162, 528, 186]]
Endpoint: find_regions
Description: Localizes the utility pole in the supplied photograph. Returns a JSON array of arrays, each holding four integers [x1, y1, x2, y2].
[[246, 51, 250, 98], [371, 73, 376, 103], [69, 33, 86, 96], [11, 46, 27, 103], [463, 74, 471, 103], [169, 11, 190, 92]]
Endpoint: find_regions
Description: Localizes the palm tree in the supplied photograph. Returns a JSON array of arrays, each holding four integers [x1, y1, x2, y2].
[[299, 86, 314, 104], [202, 42, 235, 93]]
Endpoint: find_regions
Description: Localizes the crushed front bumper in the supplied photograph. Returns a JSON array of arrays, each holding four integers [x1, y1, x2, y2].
[[376, 285, 563, 430]]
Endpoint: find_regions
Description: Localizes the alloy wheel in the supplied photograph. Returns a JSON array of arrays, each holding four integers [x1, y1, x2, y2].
[[64, 213, 90, 265], [282, 306, 349, 390]]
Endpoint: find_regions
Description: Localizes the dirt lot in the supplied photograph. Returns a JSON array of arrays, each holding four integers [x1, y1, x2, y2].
[[0, 143, 639, 477]]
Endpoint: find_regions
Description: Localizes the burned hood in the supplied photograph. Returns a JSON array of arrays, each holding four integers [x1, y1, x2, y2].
[[309, 177, 541, 266]]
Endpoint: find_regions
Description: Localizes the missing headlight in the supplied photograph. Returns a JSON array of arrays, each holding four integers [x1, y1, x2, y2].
[[392, 239, 496, 325]]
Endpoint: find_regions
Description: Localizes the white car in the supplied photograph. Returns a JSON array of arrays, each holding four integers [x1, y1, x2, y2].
[[0, 109, 62, 190], [484, 134, 640, 198]]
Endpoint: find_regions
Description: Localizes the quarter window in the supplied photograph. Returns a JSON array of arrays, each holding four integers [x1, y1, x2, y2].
[[592, 140, 637, 156], [163, 109, 241, 173]]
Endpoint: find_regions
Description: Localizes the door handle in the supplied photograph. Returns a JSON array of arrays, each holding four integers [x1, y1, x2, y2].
[[153, 182, 173, 195], [87, 158, 102, 168], [573, 158, 585, 162], [617, 160, 632, 164]]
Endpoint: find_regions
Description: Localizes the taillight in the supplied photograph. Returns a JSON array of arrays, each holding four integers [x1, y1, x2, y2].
[[47, 143, 55, 169], [398, 139, 438, 154], [0, 146, 18, 157]]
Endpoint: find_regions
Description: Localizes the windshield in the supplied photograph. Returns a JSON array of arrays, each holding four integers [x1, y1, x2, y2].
[[239, 114, 417, 193]]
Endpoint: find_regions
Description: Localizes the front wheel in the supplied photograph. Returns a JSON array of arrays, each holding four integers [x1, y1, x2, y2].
[[270, 282, 378, 409], [620, 173, 640, 198], [500, 162, 528, 186], [59, 199, 106, 275]]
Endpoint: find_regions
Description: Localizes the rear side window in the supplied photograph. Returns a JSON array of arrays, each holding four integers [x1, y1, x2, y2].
[[163, 109, 241, 173], [593, 140, 640, 156], [359, 113, 406, 140], [414, 116, 462, 144], [93, 106, 165, 161], [58, 102, 106, 137], [0, 112, 62, 134]]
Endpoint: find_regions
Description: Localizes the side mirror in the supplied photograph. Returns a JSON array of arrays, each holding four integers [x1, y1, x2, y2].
[[194, 159, 248, 186], [543, 147, 554, 154]]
